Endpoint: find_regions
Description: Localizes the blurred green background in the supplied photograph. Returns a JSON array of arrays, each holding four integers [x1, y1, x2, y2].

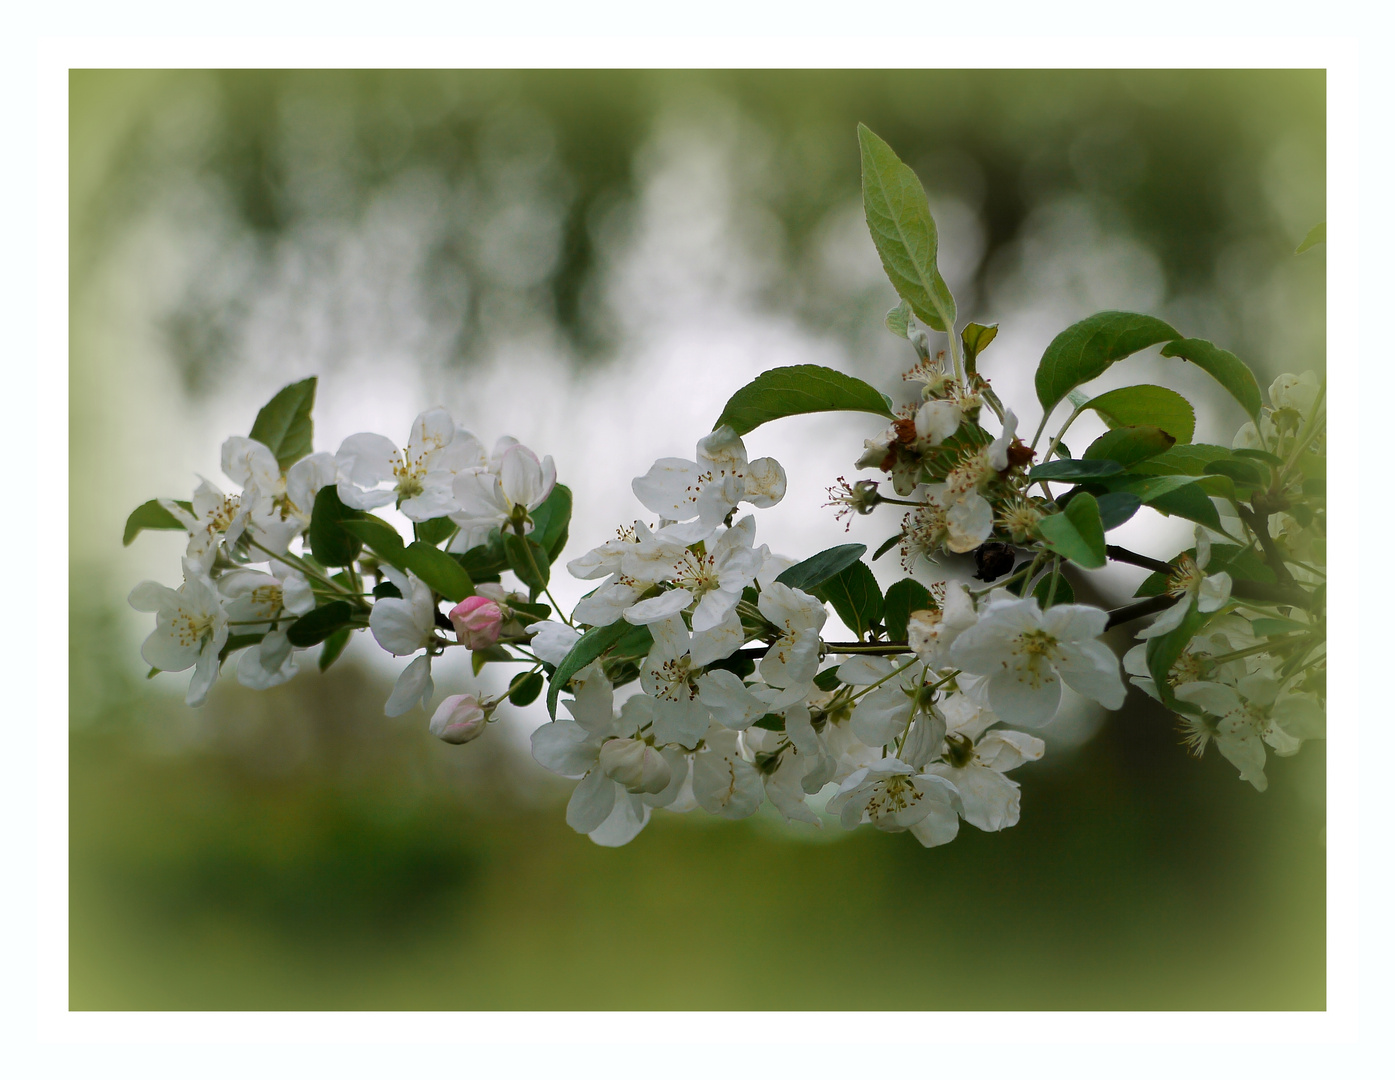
[[70, 69, 1325, 1010]]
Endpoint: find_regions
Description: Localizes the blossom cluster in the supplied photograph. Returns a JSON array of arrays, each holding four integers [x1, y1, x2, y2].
[[126, 123, 1324, 852]]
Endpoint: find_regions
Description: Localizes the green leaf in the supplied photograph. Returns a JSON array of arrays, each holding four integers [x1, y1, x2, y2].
[[286, 601, 354, 648], [813, 667, 843, 692], [318, 628, 352, 672], [885, 300, 911, 338], [712, 364, 895, 437], [405, 540, 475, 603], [372, 580, 402, 600], [547, 621, 642, 719], [872, 533, 901, 561], [472, 645, 513, 676], [1084, 384, 1196, 444], [1096, 491, 1142, 531], [1295, 222, 1325, 255], [308, 486, 364, 568], [858, 123, 957, 332], [1099, 473, 1203, 502], [456, 533, 509, 584], [1083, 426, 1176, 467], [414, 516, 455, 546], [812, 561, 883, 639], [504, 533, 550, 597], [1032, 572, 1075, 608], [1145, 483, 1222, 532], [218, 633, 266, 662], [1129, 443, 1233, 478], [960, 322, 999, 371], [1251, 616, 1309, 638], [1029, 458, 1125, 482], [1145, 602, 1216, 709], [341, 517, 408, 569], [1035, 311, 1179, 415], [247, 377, 317, 472], [883, 578, 932, 640], [1204, 458, 1265, 488], [1036, 493, 1107, 569], [775, 543, 868, 594], [508, 671, 545, 707], [529, 484, 572, 562], [123, 499, 192, 545], [1159, 338, 1263, 421]]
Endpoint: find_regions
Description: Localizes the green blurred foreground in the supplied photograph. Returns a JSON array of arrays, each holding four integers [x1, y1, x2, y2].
[[71, 661, 1323, 1010]]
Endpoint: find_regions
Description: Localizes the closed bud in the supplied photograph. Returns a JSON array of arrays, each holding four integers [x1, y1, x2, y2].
[[449, 595, 505, 650], [599, 737, 672, 794], [429, 694, 488, 744]]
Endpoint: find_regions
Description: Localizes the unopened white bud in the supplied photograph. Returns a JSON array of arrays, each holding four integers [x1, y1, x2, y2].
[[600, 737, 672, 794]]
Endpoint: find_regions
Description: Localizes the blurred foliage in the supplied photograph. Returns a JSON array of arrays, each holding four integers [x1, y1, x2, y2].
[[71, 69, 1324, 390], [70, 70, 1325, 1010]]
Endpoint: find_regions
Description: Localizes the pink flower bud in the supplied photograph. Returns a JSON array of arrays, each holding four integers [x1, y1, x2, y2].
[[429, 694, 488, 744], [448, 595, 504, 650]]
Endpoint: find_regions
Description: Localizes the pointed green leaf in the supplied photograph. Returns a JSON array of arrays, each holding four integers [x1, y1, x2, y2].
[[1084, 384, 1195, 444], [341, 517, 407, 569], [413, 516, 456, 546], [1204, 458, 1266, 488], [529, 484, 572, 562], [286, 601, 354, 648], [123, 499, 193, 545], [405, 540, 475, 602], [1129, 443, 1233, 478], [775, 543, 868, 594], [961, 322, 999, 371], [1095, 491, 1143, 531], [1083, 426, 1176, 467], [508, 670, 545, 707], [872, 533, 901, 561], [547, 620, 644, 719], [812, 561, 883, 640], [1035, 312, 1179, 415], [885, 300, 911, 338], [218, 633, 266, 662], [1030, 459, 1125, 482], [318, 627, 353, 672], [308, 486, 364, 568], [1036, 493, 1107, 569], [248, 377, 317, 471], [1159, 338, 1263, 421], [1032, 572, 1075, 608], [713, 364, 895, 437], [1295, 222, 1325, 255], [504, 533, 550, 597], [858, 123, 957, 332], [883, 578, 932, 640]]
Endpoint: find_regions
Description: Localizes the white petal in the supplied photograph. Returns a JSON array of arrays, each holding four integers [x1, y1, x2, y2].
[[623, 589, 693, 625], [566, 769, 618, 834], [986, 665, 1062, 728], [384, 655, 433, 716], [587, 790, 651, 847], [370, 598, 433, 656], [531, 721, 599, 778]]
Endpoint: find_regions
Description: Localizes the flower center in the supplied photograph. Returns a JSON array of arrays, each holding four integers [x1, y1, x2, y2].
[[654, 655, 698, 702], [867, 774, 922, 821]]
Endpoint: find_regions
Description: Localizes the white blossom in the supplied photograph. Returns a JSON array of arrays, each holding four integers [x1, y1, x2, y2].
[[827, 758, 962, 848], [948, 595, 1125, 727], [450, 443, 557, 549], [128, 559, 230, 707], [632, 426, 786, 528], [1137, 527, 1233, 640], [336, 409, 487, 521]]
